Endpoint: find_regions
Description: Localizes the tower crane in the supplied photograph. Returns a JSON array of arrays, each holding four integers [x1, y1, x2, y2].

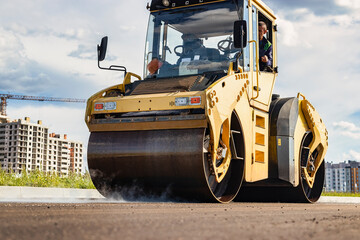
[[0, 93, 85, 116]]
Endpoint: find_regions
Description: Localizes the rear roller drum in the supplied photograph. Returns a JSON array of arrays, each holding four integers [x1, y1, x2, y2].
[[236, 131, 325, 203], [298, 132, 325, 203]]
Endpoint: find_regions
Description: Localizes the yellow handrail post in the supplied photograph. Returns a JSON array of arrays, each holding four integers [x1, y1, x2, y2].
[[249, 40, 260, 100]]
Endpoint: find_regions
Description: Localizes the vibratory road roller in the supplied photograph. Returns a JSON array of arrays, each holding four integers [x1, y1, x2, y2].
[[85, 0, 328, 203]]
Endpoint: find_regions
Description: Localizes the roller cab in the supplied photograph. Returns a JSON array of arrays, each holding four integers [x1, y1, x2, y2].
[[85, 0, 328, 203]]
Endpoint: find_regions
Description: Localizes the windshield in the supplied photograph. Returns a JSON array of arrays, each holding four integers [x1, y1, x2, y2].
[[144, 1, 244, 79]]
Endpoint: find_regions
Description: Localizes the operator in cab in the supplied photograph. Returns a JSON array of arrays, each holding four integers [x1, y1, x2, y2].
[[147, 34, 208, 76], [258, 21, 273, 72]]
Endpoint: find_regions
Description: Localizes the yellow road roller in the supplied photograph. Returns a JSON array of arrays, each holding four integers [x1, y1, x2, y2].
[[85, 0, 328, 203]]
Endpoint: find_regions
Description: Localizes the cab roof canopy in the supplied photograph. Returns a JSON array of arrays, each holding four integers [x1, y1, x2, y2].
[[149, 0, 275, 19], [149, 0, 232, 12]]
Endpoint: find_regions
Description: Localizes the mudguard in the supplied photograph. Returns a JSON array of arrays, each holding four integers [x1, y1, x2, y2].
[[269, 97, 299, 185]]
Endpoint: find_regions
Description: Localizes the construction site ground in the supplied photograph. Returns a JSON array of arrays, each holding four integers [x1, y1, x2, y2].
[[0, 201, 359, 240]]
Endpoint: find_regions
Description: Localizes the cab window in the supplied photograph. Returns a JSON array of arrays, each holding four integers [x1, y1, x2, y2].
[[258, 11, 273, 72]]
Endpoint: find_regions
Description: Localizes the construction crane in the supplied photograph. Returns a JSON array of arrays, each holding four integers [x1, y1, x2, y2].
[[0, 93, 85, 116]]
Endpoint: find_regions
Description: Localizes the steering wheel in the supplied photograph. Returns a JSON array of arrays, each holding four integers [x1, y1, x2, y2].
[[217, 39, 233, 52], [174, 45, 196, 56], [174, 45, 184, 56]]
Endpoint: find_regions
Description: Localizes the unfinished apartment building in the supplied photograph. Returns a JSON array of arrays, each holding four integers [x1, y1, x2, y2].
[[0, 116, 83, 176], [47, 133, 83, 175]]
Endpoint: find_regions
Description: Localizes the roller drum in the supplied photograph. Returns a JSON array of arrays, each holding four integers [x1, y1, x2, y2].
[[236, 132, 325, 203], [88, 128, 243, 202]]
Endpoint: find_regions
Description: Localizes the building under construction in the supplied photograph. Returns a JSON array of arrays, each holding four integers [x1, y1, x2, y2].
[[0, 116, 83, 176]]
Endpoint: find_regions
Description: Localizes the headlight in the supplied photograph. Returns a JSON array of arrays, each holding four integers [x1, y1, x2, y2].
[[162, 0, 170, 7], [175, 97, 188, 106], [104, 102, 117, 110], [175, 96, 201, 106], [94, 102, 117, 111]]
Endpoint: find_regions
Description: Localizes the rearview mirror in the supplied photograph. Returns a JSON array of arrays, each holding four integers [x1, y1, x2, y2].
[[234, 20, 247, 48], [97, 36, 108, 61], [97, 36, 127, 73]]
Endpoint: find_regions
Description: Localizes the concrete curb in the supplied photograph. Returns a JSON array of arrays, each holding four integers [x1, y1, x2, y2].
[[0, 186, 104, 200], [319, 196, 360, 204], [1, 187, 359, 203]]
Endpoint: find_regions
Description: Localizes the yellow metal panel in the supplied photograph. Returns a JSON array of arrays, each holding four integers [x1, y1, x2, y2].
[[255, 150, 265, 163], [213, 70, 269, 182], [206, 71, 251, 183], [298, 94, 328, 188], [255, 115, 265, 128], [89, 119, 207, 132], [233, 94, 253, 182], [90, 91, 206, 114], [249, 100, 267, 112], [250, 72, 277, 112], [293, 100, 309, 187], [85, 83, 124, 126], [248, 109, 269, 181], [255, 132, 265, 145], [272, 22, 278, 75], [247, 0, 277, 113]]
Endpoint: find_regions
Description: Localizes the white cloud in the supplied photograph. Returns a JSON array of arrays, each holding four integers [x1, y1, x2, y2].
[[333, 121, 360, 139], [333, 121, 360, 131], [61, 28, 89, 39], [0, 1, 149, 93], [335, 0, 360, 9], [276, 17, 301, 47], [0, 25, 102, 97], [0, 27, 54, 94], [0, 27, 25, 64], [267, 0, 350, 16], [68, 44, 97, 60], [343, 150, 360, 161]]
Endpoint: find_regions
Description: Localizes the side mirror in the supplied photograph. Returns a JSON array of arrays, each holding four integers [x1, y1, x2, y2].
[[233, 20, 247, 48], [97, 36, 108, 61], [97, 36, 127, 74]]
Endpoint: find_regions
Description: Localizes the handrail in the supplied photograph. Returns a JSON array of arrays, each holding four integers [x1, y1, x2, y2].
[[121, 72, 142, 93], [297, 92, 306, 100], [249, 40, 260, 100]]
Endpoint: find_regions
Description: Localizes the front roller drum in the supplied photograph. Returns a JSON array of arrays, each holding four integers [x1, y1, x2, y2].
[[88, 128, 244, 203]]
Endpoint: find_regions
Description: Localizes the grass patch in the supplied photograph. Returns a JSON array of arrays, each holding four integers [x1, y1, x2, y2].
[[0, 170, 95, 189], [322, 192, 360, 197]]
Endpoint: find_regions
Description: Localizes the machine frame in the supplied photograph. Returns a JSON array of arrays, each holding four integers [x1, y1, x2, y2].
[[85, 0, 328, 203]]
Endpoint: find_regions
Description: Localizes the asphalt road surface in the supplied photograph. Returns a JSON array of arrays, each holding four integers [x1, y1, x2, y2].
[[0, 201, 359, 240]]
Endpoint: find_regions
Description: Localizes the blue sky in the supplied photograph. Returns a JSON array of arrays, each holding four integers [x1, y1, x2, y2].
[[0, 0, 360, 163]]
